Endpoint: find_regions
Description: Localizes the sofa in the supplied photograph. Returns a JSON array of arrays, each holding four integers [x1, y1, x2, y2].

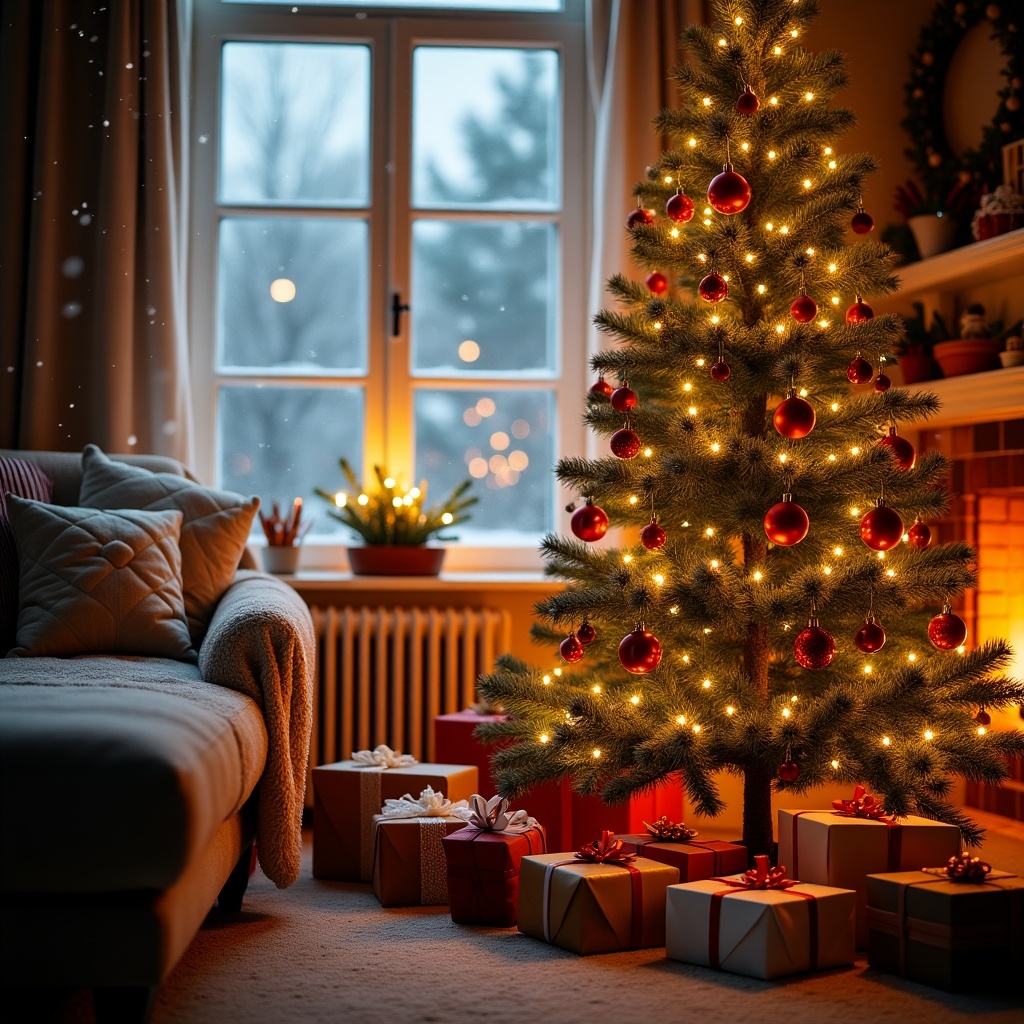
[[0, 448, 314, 1023]]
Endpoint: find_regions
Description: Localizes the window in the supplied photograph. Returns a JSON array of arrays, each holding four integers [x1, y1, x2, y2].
[[189, 1, 586, 569]]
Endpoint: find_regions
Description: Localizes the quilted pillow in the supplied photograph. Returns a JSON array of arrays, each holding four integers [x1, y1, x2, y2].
[[1, 457, 54, 653], [78, 444, 259, 647], [6, 496, 195, 661]]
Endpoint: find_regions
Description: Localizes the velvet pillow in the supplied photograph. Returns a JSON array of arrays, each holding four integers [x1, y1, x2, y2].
[[1, 457, 54, 653], [6, 497, 195, 661], [78, 444, 259, 647]]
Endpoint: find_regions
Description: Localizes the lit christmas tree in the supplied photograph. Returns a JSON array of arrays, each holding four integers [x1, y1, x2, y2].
[[477, 0, 1024, 859]]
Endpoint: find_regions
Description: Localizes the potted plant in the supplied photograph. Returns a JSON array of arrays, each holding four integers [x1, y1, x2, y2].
[[893, 179, 973, 260], [933, 304, 1023, 378], [258, 498, 310, 574], [316, 460, 477, 576], [894, 301, 946, 384]]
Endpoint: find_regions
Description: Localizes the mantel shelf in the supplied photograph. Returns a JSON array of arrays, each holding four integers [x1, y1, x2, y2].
[[903, 365, 1024, 428]]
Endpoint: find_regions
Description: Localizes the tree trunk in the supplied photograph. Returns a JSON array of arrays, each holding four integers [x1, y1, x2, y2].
[[742, 763, 775, 860]]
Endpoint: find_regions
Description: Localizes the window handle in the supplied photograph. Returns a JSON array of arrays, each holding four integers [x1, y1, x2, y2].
[[391, 292, 410, 337]]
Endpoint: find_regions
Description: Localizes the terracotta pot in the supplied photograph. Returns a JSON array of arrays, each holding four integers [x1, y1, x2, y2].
[[896, 353, 940, 384], [932, 338, 1003, 377], [347, 545, 446, 576], [261, 545, 301, 574], [908, 213, 957, 259]]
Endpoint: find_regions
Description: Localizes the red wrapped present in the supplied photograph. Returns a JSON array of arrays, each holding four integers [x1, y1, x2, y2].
[[571, 781, 684, 849], [443, 794, 547, 926], [616, 816, 747, 880]]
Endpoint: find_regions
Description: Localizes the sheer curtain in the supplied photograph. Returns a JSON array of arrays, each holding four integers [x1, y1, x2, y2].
[[0, 0, 194, 464]]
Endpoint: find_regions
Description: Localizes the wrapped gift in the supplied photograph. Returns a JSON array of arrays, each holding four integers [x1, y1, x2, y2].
[[866, 854, 1024, 992], [313, 745, 477, 881], [371, 787, 471, 906], [443, 794, 547, 926], [571, 782, 683, 850], [518, 832, 679, 954], [616, 817, 747, 881], [778, 786, 962, 946], [666, 856, 857, 980]]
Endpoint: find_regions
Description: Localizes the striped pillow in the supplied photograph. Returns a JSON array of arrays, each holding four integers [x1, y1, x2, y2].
[[1, 457, 54, 653]]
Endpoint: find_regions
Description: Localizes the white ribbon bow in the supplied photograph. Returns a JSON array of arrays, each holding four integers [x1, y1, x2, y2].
[[463, 794, 539, 834], [351, 744, 419, 768], [380, 786, 469, 819]]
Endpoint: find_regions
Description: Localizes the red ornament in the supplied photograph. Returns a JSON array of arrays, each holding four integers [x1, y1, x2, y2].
[[908, 516, 932, 549], [855, 615, 887, 653], [794, 618, 835, 670], [846, 299, 874, 325], [777, 761, 800, 782], [710, 359, 731, 381], [763, 493, 810, 546], [847, 356, 873, 384], [610, 428, 641, 459], [640, 518, 666, 550], [874, 372, 891, 393], [589, 376, 614, 399], [646, 271, 668, 295], [859, 500, 904, 551], [878, 426, 916, 470], [975, 708, 991, 727], [707, 165, 751, 215], [790, 293, 818, 323], [577, 620, 597, 644], [618, 627, 662, 674], [610, 384, 638, 413], [626, 207, 655, 228], [736, 88, 760, 114], [666, 192, 695, 223], [773, 391, 816, 438], [851, 208, 875, 234], [698, 273, 729, 303], [560, 632, 584, 663], [928, 604, 967, 650], [570, 500, 609, 542]]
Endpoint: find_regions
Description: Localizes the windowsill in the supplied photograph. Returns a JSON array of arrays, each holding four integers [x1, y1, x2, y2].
[[273, 570, 556, 591]]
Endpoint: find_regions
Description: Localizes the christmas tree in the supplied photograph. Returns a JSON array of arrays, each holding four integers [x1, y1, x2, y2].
[[477, 0, 1024, 859]]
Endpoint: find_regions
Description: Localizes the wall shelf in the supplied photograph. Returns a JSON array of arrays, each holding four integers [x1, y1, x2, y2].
[[903, 365, 1024, 428]]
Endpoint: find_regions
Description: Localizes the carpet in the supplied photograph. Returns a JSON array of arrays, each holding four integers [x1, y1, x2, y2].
[[13, 810, 1024, 1023]]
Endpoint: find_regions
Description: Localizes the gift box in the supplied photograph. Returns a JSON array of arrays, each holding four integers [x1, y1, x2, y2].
[[616, 825, 747, 882], [372, 814, 469, 907], [779, 799, 961, 947], [665, 863, 856, 980], [443, 796, 547, 926], [517, 835, 679, 955], [866, 862, 1024, 992], [312, 747, 477, 881], [571, 782, 684, 851]]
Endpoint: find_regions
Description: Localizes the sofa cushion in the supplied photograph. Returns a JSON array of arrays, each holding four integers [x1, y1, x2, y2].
[[0, 657, 268, 893], [6, 497, 195, 662], [0, 457, 54, 654], [78, 444, 260, 647]]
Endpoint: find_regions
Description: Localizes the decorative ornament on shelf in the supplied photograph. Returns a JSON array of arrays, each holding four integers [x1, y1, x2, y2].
[[735, 86, 760, 114], [646, 271, 668, 295], [878, 424, 916, 470], [640, 514, 667, 550], [773, 388, 816, 438], [707, 140, 751, 215], [577, 619, 597, 644], [610, 426, 641, 459], [860, 497, 904, 551], [790, 290, 818, 324], [846, 297, 874, 325], [666, 189, 695, 223], [698, 272, 729, 303], [855, 614, 886, 654], [850, 202, 875, 234], [626, 207, 655, 228], [794, 612, 835, 671], [971, 185, 1024, 241], [570, 498, 609, 542], [610, 382, 638, 413], [908, 515, 932, 549], [763, 492, 810, 546], [933, 303, 1022, 377], [847, 353, 874, 384], [618, 624, 662, 674], [928, 603, 968, 650], [589, 375, 614, 399], [893, 180, 969, 259], [559, 631, 584, 664]]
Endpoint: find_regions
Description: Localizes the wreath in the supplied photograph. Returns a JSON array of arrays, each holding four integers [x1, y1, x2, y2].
[[901, 0, 1024, 201]]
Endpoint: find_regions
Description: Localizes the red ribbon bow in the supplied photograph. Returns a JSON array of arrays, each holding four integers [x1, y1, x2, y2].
[[832, 784, 892, 821], [575, 830, 637, 864], [720, 854, 796, 890], [643, 816, 698, 842], [924, 852, 992, 883]]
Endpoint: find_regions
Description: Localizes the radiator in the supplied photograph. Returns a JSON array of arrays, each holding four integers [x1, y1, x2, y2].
[[306, 605, 511, 801]]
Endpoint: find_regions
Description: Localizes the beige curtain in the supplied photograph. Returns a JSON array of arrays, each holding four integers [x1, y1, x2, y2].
[[0, 0, 193, 464]]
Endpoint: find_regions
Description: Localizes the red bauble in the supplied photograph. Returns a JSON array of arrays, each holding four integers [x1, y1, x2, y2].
[[773, 393, 816, 438], [874, 372, 892, 393], [908, 517, 932, 549], [610, 384, 638, 413], [790, 293, 818, 323], [707, 167, 751, 215], [928, 606, 967, 650], [855, 616, 887, 653], [570, 501, 609, 542], [763, 495, 810, 546], [859, 501, 904, 551], [777, 761, 800, 782], [851, 210, 875, 234], [736, 88, 761, 114], [618, 627, 662, 674], [845, 300, 874, 325], [847, 356, 873, 384], [698, 272, 729, 303], [646, 271, 668, 295], [975, 709, 991, 726], [626, 207, 655, 229], [710, 359, 731, 381], [878, 427, 916, 470], [640, 519, 667, 550], [577, 621, 597, 644], [589, 376, 614, 399], [559, 633, 584, 663], [794, 620, 835, 670], [610, 428, 641, 459], [666, 192, 695, 223]]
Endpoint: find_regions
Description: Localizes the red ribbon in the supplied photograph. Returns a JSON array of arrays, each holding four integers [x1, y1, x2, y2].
[[715, 854, 795, 890], [923, 852, 991, 883], [832, 785, 893, 822], [575, 830, 637, 864]]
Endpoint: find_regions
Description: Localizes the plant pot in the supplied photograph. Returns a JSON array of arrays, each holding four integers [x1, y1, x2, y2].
[[932, 338, 1003, 377], [261, 545, 301, 574], [999, 350, 1024, 368], [907, 213, 958, 259], [347, 545, 446, 576], [895, 353, 940, 384]]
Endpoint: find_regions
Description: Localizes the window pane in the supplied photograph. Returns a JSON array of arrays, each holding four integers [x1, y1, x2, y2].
[[217, 217, 368, 373], [219, 386, 363, 536], [412, 47, 559, 210], [412, 220, 557, 375], [415, 388, 554, 544], [220, 42, 370, 207], [226, 1, 562, 11]]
